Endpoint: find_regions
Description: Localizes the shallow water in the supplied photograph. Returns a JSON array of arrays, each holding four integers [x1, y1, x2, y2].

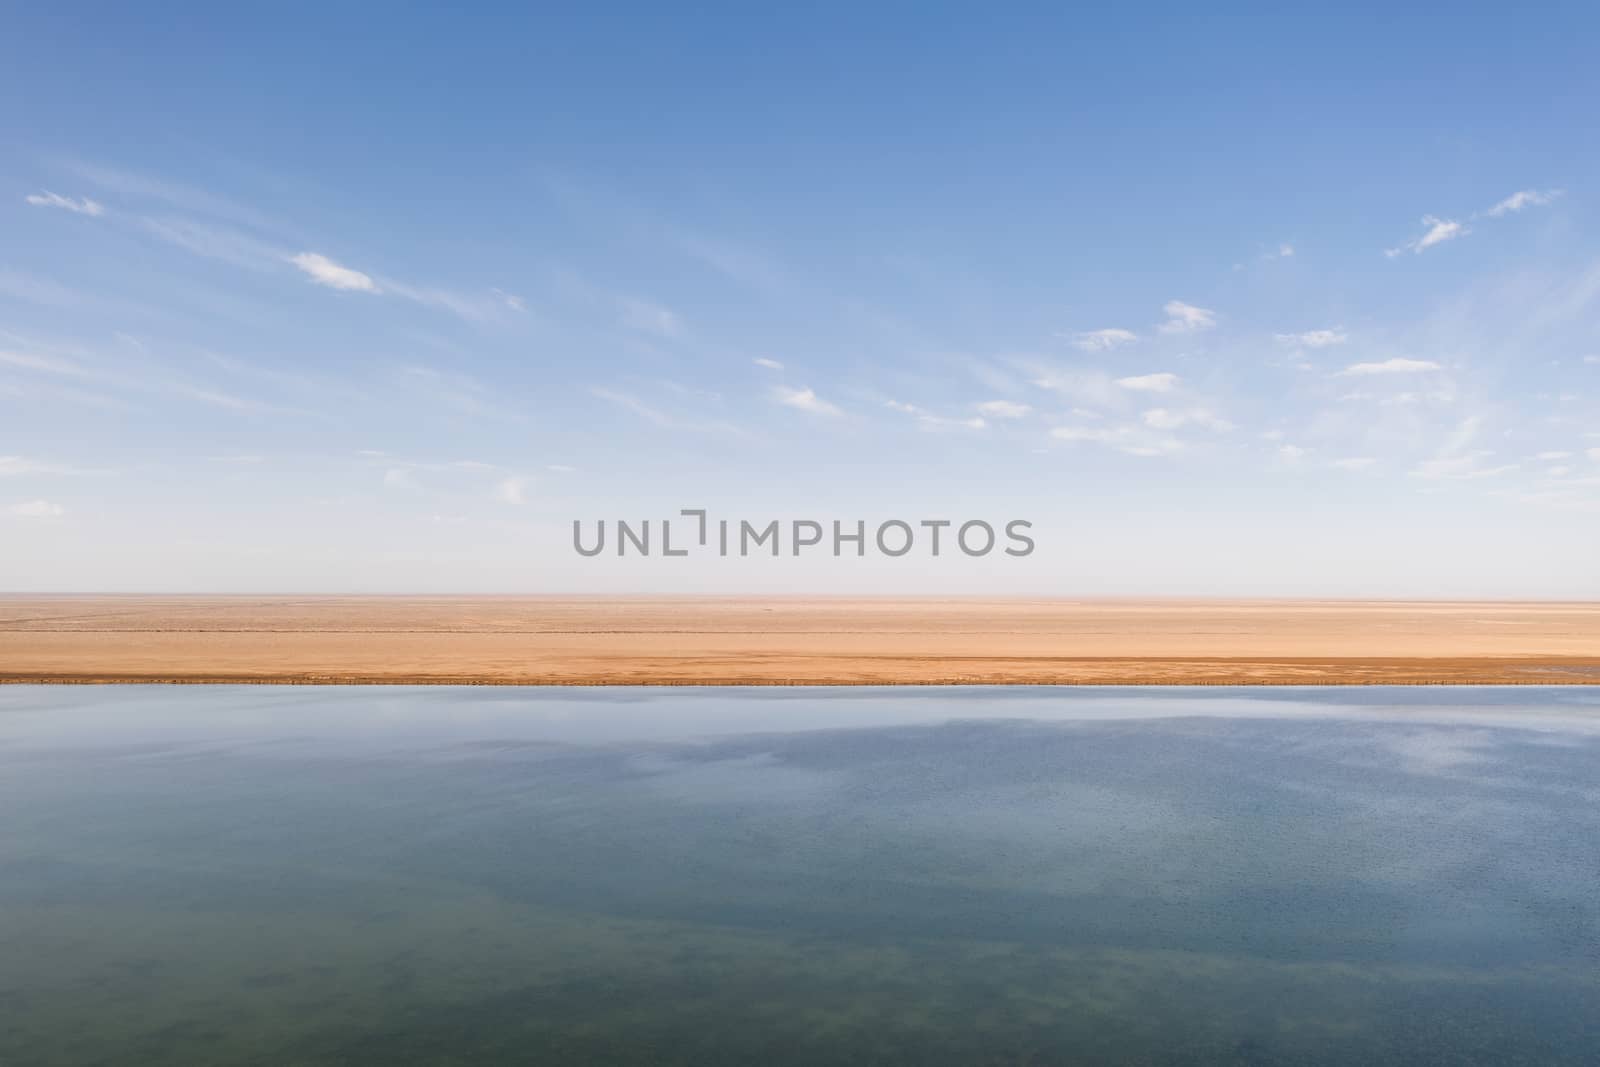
[[3, 686, 1599, 1064]]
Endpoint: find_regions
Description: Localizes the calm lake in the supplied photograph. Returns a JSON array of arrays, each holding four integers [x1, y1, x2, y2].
[[3, 686, 1598, 1064]]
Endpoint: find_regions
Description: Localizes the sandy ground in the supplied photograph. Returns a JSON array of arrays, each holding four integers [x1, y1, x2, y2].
[[3, 595, 1600, 685]]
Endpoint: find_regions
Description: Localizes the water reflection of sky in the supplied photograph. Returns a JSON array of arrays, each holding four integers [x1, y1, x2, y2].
[[2, 686, 1599, 1065]]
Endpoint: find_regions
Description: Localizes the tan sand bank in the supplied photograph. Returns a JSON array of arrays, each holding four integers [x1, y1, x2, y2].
[[3, 595, 1600, 685]]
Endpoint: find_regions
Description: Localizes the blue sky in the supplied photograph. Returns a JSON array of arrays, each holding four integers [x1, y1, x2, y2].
[[3, 5, 1598, 595]]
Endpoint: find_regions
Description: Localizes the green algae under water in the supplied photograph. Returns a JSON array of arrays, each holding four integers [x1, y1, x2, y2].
[[3, 686, 1598, 1064]]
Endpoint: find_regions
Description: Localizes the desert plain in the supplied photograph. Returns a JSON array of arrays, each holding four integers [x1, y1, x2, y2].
[[2, 595, 1600, 685]]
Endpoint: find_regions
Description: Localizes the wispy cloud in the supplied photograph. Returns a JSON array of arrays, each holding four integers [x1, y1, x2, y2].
[[169, 383, 290, 413], [1069, 328, 1138, 351], [7, 499, 64, 518], [491, 288, 527, 312], [0, 349, 95, 377], [143, 217, 285, 270], [592, 387, 674, 427], [885, 399, 985, 431], [1116, 372, 1179, 392], [495, 475, 529, 504], [1330, 457, 1376, 471], [619, 298, 682, 338], [1385, 216, 1467, 257], [752, 357, 784, 370], [0, 456, 91, 478], [1158, 301, 1215, 334], [1483, 188, 1563, 218], [380, 280, 509, 322], [289, 252, 380, 293], [1404, 416, 1511, 480], [59, 159, 285, 231], [1275, 329, 1347, 348], [24, 191, 104, 216], [976, 399, 1031, 419], [590, 386, 744, 436], [1142, 407, 1232, 431], [1412, 452, 1518, 480], [1050, 423, 1184, 457], [773, 385, 842, 417], [1029, 367, 1121, 408], [1384, 189, 1560, 257], [1338, 358, 1442, 376]]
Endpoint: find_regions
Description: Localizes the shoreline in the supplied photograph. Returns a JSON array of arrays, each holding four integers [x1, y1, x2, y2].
[[5, 595, 1600, 687], [6, 673, 1600, 687]]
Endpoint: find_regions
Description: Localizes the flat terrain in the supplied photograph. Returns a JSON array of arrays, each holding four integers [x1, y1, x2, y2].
[[3, 595, 1600, 685]]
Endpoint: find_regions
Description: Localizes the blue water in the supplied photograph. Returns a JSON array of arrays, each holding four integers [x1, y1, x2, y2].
[[3, 686, 1599, 1064]]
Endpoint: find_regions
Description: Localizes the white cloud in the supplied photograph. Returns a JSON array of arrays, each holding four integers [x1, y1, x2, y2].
[[1070, 328, 1138, 351], [773, 385, 842, 417], [1330, 457, 1376, 471], [495, 475, 529, 504], [752, 357, 784, 370], [1278, 444, 1308, 461], [24, 191, 104, 216], [1338, 358, 1442, 376], [1536, 451, 1572, 461], [1275, 329, 1347, 348], [1584, 355, 1600, 365], [1116, 372, 1179, 392], [1385, 216, 1467, 257], [1589, 448, 1600, 463], [1158, 301, 1215, 334], [1262, 243, 1295, 260], [1142, 407, 1233, 432], [1483, 189, 1563, 217], [8, 499, 64, 518], [976, 399, 1031, 419], [383, 467, 417, 489], [290, 252, 379, 292]]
